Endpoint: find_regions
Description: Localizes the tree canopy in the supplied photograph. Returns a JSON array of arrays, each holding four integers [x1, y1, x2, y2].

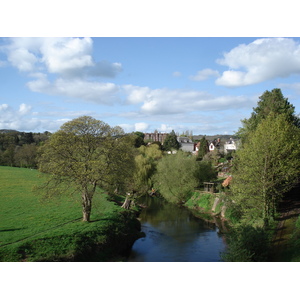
[[237, 88, 300, 141], [133, 144, 163, 195], [153, 151, 216, 205], [37, 116, 136, 221], [231, 113, 300, 226], [197, 136, 209, 160], [163, 130, 181, 151]]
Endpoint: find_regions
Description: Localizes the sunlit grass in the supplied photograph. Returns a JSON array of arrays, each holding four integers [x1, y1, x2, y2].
[[0, 166, 129, 261]]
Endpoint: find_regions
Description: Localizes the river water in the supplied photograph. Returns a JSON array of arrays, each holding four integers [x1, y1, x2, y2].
[[127, 196, 226, 262]]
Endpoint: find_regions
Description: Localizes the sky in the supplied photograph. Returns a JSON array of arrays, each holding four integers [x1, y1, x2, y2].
[[1, 36, 300, 135]]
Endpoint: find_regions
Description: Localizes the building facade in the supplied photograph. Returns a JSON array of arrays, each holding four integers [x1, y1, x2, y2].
[[144, 132, 168, 144]]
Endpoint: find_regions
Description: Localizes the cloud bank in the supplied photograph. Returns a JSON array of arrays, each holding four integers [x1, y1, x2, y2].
[[216, 38, 300, 87]]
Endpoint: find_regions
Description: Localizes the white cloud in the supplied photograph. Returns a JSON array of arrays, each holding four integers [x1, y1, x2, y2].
[[7, 47, 38, 72], [134, 122, 149, 132], [2, 37, 122, 78], [40, 37, 94, 75], [0, 38, 124, 106], [0, 103, 38, 131], [19, 103, 32, 115], [158, 124, 174, 132], [216, 38, 300, 87], [190, 68, 220, 81], [27, 76, 120, 104], [123, 85, 151, 104], [122, 85, 254, 115], [117, 122, 149, 133], [0, 103, 88, 132]]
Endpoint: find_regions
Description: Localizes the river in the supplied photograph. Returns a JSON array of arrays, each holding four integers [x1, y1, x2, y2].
[[127, 196, 226, 262]]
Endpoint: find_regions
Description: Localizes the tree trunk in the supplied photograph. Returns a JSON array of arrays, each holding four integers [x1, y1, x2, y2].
[[82, 192, 92, 222], [121, 195, 132, 210]]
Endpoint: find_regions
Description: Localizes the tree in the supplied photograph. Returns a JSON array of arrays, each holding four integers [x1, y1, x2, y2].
[[19, 132, 35, 145], [231, 113, 300, 226], [153, 151, 199, 204], [194, 160, 217, 187], [163, 130, 180, 151], [133, 144, 163, 195], [37, 116, 136, 222], [14, 144, 37, 168], [197, 136, 208, 160], [133, 131, 145, 148], [237, 88, 300, 142]]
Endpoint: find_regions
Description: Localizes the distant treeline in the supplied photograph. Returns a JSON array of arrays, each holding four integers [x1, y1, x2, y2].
[[0, 130, 51, 168]]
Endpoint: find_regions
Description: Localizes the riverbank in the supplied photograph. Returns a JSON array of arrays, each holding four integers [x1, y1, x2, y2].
[[0, 166, 143, 262], [184, 188, 300, 261], [184, 190, 230, 232]]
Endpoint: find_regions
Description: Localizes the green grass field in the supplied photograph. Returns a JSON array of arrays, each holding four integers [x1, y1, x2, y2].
[[0, 166, 140, 261]]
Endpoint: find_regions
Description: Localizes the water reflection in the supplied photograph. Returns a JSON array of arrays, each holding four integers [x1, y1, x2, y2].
[[127, 197, 225, 262]]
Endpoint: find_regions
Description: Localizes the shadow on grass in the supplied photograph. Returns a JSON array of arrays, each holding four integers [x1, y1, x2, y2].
[[0, 228, 24, 232], [90, 218, 118, 223]]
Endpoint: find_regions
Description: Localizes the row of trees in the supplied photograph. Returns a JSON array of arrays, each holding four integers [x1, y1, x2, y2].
[[223, 88, 300, 261], [230, 88, 300, 227], [35, 116, 217, 221], [0, 130, 51, 168]]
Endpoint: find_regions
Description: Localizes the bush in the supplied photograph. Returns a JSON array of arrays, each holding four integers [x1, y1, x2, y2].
[[221, 225, 271, 262]]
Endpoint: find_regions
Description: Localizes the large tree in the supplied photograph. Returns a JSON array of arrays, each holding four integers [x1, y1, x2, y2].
[[196, 136, 209, 160], [163, 130, 181, 151], [231, 113, 300, 226], [37, 116, 136, 222], [237, 88, 300, 142], [133, 144, 163, 196], [14, 144, 37, 168], [153, 151, 213, 204]]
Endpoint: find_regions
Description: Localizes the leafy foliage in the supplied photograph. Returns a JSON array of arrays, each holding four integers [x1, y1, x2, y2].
[[133, 131, 145, 148], [231, 113, 300, 225], [0, 130, 50, 168], [197, 136, 208, 160], [153, 151, 197, 204], [221, 225, 271, 262], [153, 151, 215, 204], [163, 130, 181, 151], [37, 116, 136, 221], [133, 144, 163, 195], [194, 160, 217, 187], [237, 88, 300, 141]]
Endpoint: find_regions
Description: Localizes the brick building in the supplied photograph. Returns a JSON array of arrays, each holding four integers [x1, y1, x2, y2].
[[144, 132, 168, 144]]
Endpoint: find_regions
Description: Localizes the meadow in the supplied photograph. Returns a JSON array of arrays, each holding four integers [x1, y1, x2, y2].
[[0, 166, 141, 261]]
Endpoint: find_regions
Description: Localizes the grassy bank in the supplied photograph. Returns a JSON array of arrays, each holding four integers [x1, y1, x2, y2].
[[0, 166, 141, 261]]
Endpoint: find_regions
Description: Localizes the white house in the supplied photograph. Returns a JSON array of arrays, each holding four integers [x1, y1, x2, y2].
[[224, 138, 238, 154]]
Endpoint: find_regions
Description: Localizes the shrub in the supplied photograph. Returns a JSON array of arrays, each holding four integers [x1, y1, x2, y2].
[[221, 225, 271, 262]]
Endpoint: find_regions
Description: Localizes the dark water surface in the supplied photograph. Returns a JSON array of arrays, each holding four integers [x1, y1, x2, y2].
[[127, 197, 226, 262]]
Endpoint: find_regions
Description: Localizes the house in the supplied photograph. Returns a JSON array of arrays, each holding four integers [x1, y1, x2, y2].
[[224, 138, 238, 154], [208, 138, 221, 152], [144, 132, 168, 144], [177, 136, 197, 153]]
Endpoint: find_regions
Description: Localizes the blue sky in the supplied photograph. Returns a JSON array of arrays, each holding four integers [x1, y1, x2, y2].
[[1, 36, 300, 135]]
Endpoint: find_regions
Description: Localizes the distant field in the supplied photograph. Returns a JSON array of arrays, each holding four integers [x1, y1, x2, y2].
[[0, 166, 136, 261]]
